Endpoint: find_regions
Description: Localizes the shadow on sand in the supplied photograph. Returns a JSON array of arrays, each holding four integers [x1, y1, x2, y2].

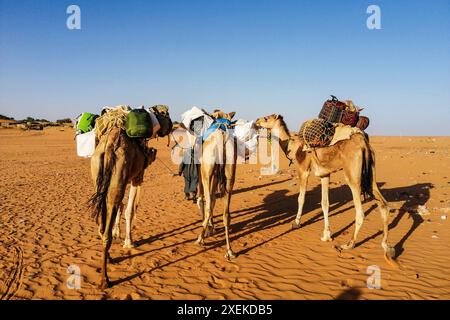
[[110, 179, 432, 286], [217, 181, 432, 259]]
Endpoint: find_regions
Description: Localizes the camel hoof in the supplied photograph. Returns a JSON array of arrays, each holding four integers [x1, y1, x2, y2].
[[338, 242, 355, 251], [320, 235, 333, 242], [291, 220, 302, 230], [385, 246, 396, 259], [123, 241, 136, 249], [225, 250, 236, 260], [112, 230, 121, 240], [205, 226, 215, 238], [195, 237, 205, 247]]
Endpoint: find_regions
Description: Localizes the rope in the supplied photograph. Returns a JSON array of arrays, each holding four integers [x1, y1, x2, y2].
[[156, 157, 178, 176]]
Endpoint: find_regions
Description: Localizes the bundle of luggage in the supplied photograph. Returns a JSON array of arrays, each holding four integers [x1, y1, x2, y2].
[[75, 105, 168, 158], [180, 107, 259, 159], [299, 95, 369, 149], [318, 95, 369, 130]]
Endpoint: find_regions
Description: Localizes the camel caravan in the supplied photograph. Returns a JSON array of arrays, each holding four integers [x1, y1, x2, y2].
[[75, 96, 396, 289]]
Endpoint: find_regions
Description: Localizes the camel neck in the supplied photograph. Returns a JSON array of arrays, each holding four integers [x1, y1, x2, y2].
[[272, 120, 291, 156]]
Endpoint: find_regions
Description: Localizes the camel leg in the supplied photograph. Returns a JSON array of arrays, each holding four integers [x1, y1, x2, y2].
[[197, 170, 205, 218], [320, 176, 332, 241], [123, 184, 140, 248], [196, 165, 214, 246], [339, 182, 364, 251], [100, 201, 118, 289], [206, 173, 218, 237], [223, 164, 236, 260], [112, 202, 124, 240], [292, 169, 310, 229], [372, 183, 395, 258], [92, 151, 105, 241], [98, 225, 104, 241]]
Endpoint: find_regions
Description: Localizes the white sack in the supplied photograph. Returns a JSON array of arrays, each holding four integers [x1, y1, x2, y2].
[[76, 131, 96, 158], [180, 106, 214, 136]]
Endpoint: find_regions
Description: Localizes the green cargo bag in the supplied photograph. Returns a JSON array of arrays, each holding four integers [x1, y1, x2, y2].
[[77, 112, 98, 133], [125, 109, 153, 138]]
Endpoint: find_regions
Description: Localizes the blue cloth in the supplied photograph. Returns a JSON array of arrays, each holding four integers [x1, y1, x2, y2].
[[201, 118, 231, 142]]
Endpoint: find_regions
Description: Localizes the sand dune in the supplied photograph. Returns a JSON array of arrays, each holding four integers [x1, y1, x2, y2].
[[1, 128, 449, 300]]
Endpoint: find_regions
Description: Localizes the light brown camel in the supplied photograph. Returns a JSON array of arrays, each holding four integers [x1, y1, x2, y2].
[[195, 110, 238, 260], [89, 109, 173, 289], [255, 114, 396, 261]]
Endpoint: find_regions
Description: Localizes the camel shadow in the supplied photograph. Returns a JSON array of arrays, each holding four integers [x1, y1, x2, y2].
[[336, 287, 362, 300], [133, 218, 202, 248], [227, 181, 432, 259], [233, 178, 290, 195], [110, 180, 432, 286], [354, 182, 433, 258], [207, 182, 356, 256]]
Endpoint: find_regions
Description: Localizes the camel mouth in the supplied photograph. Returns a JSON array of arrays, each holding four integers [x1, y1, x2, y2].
[[254, 118, 264, 128]]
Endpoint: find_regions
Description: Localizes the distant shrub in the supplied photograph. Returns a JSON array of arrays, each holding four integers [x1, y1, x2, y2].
[[56, 118, 72, 124], [0, 114, 15, 120]]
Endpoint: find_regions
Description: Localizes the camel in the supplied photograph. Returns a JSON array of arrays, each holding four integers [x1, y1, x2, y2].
[[89, 108, 173, 289], [195, 110, 238, 260], [255, 114, 395, 261]]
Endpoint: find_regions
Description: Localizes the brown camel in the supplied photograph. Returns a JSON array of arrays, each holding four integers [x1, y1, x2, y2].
[[255, 114, 395, 261], [89, 109, 173, 289], [195, 110, 237, 260]]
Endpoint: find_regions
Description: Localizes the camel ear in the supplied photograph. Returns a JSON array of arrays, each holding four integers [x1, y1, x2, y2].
[[229, 111, 236, 119]]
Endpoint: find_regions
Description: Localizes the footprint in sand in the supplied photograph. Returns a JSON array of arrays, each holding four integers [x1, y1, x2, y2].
[[213, 260, 240, 273], [0, 240, 24, 300]]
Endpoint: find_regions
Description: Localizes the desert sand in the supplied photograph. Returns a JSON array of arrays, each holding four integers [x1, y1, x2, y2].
[[1, 127, 449, 300]]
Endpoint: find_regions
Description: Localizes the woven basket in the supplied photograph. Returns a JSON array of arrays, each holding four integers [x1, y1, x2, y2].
[[318, 100, 344, 123], [299, 119, 336, 148]]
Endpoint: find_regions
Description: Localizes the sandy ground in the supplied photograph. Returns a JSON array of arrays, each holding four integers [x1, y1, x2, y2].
[[0, 127, 449, 300]]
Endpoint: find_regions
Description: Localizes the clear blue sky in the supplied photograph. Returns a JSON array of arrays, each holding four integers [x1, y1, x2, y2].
[[1, 0, 449, 135]]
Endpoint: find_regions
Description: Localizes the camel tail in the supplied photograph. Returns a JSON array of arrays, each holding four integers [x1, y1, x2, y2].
[[88, 135, 119, 224], [361, 142, 374, 200], [367, 141, 389, 206], [216, 164, 226, 198]]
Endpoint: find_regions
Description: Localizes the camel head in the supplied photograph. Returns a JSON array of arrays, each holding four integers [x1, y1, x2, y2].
[[211, 109, 236, 122], [255, 114, 284, 129], [150, 105, 173, 137]]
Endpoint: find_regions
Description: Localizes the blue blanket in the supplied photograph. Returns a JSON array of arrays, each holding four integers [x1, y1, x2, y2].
[[202, 118, 231, 142]]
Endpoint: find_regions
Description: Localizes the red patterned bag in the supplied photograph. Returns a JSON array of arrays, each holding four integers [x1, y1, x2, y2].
[[340, 109, 359, 126], [356, 116, 370, 131]]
